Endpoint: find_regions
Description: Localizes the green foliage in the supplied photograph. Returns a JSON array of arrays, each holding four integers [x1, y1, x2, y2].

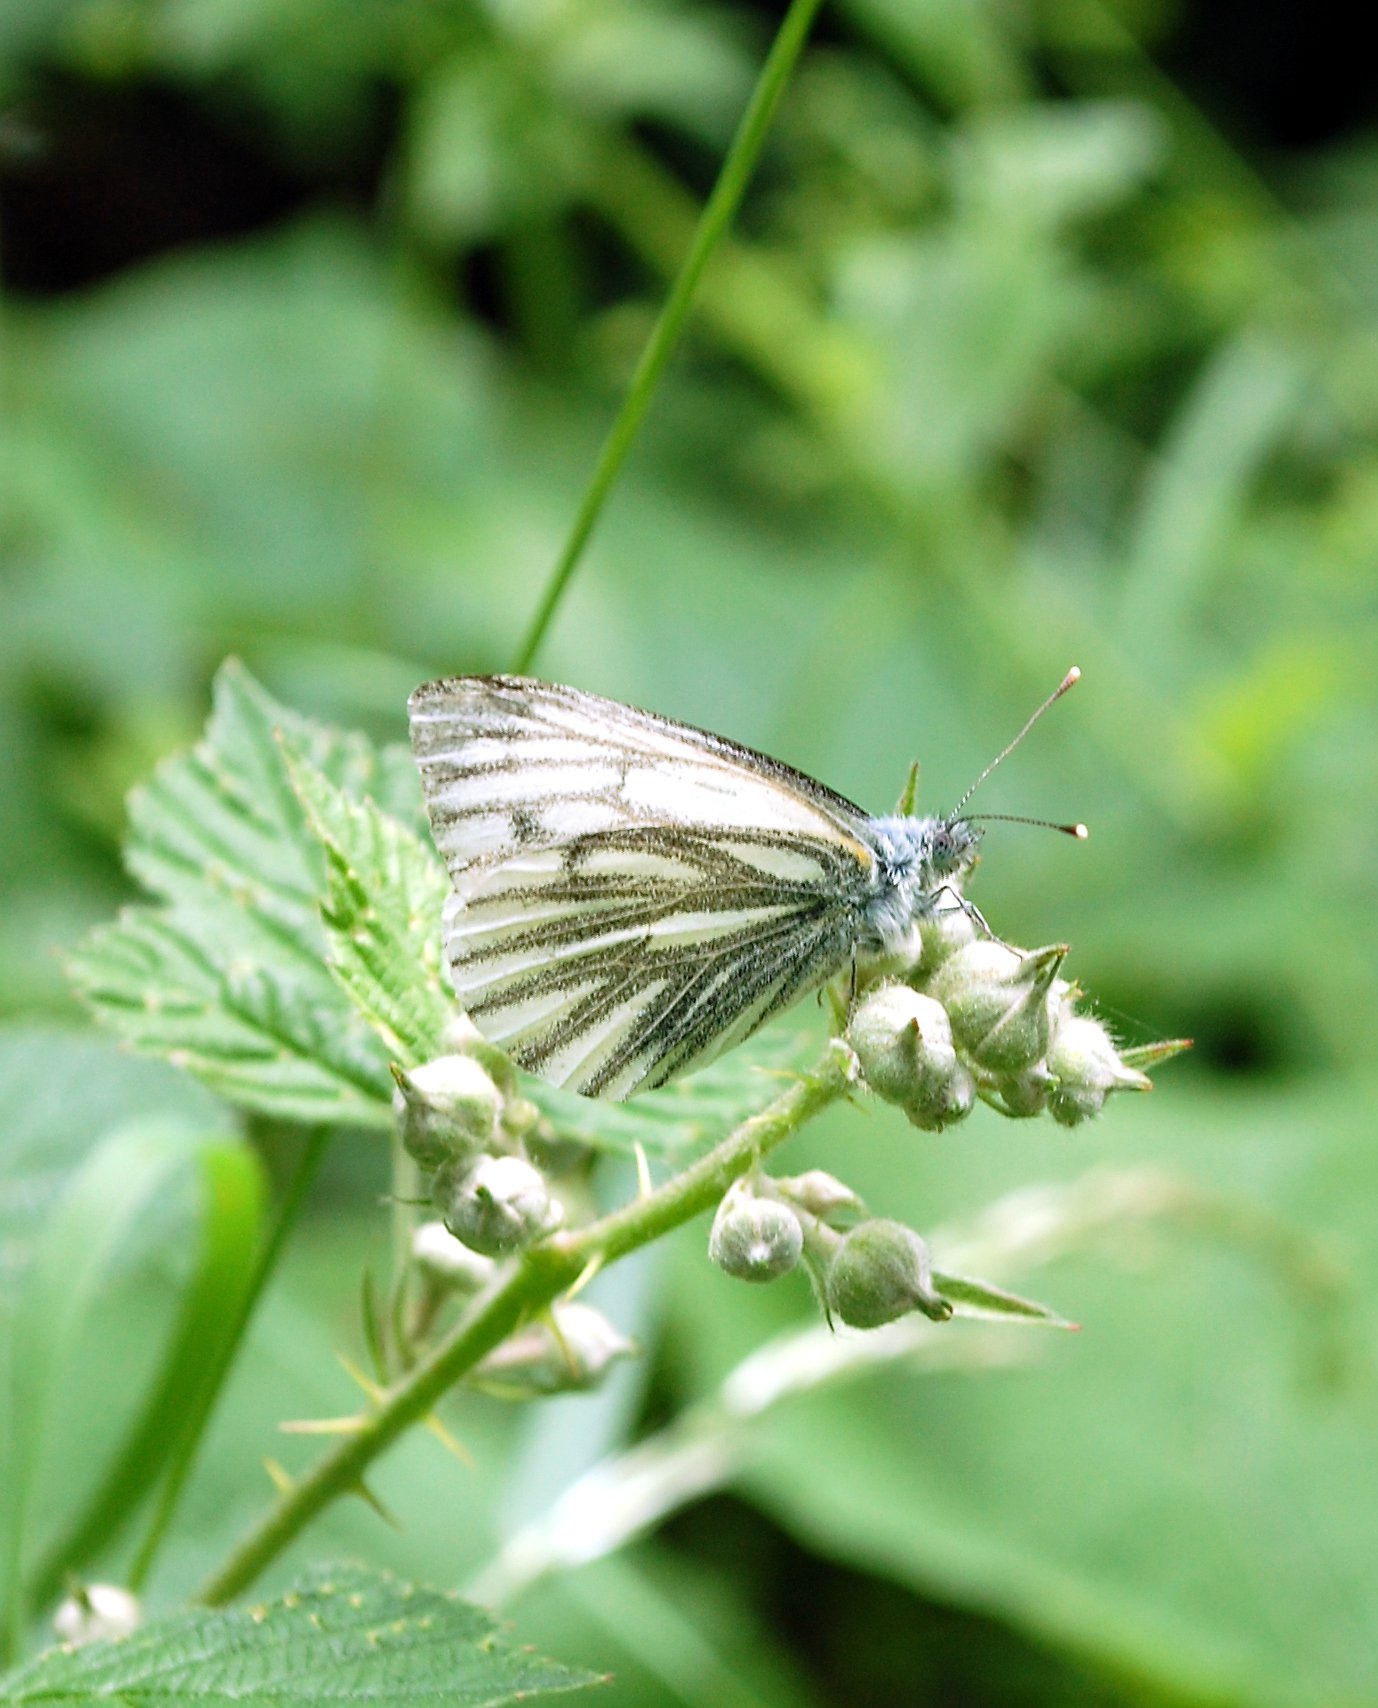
[[1, 1110, 262, 1649], [4, 0, 1378, 1703], [68, 663, 417, 1129], [0, 1563, 601, 1706], [285, 751, 453, 1068]]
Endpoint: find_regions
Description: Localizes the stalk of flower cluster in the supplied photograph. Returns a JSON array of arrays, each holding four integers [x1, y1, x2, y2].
[[196, 1039, 856, 1607]]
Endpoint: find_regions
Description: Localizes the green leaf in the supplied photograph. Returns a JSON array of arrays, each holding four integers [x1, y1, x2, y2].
[[0, 1563, 603, 1706], [26, 1138, 265, 1608], [0, 1027, 221, 1309], [930, 1270, 1075, 1329], [286, 752, 453, 1068], [1, 1120, 251, 1654], [68, 662, 402, 1128]]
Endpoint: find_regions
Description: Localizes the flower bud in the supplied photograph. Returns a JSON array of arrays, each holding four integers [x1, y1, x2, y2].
[[909, 903, 977, 980], [774, 1169, 864, 1224], [709, 1181, 804, 1282], [928, 941, 1066, 1073], [861, 920, 924, 983], [439, 1012, 518, 1092], [442, 1154, 562, 1256], [1047, 1014, 1151, 1126], [393, 1054, 503, 1169], [411, 1219, 498, 1292], [825, 1219, 952, 1328], [993, 1064, 1055, 1118], [471, 1302, 636, 1396], [53, 1584, 141, 1646], [847, 985, 975, 1130]]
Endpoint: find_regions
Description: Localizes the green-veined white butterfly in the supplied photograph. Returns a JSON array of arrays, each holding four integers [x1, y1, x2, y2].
[[409, 673, 1082, 1100]]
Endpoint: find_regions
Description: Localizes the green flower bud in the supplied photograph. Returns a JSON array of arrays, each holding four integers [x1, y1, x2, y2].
[[411, 1219, 498, 1292], [53, 1584, 141, 1646], [860, 920, 924, 984], [442, 1154, 562, 1256], [709, 1181, 804, 1282], [909, 903, 978, 980], [928, 941, 1066, 1073], [501, 1096, 542, 1140], [775, 1169, 864, 1224], [825, 1219, 953, 1329], [440, 1012, 518, 1095], [847, 985, 975, 1131], [993, 1064, 1055, 1118], [472, 1302, 636, 1396], [1047, 1014, 1152, 1126], [393, 1054, 503, 1169]]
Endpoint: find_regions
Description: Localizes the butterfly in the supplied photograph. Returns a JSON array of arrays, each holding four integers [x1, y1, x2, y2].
[[409, 674, 1080, 1100]]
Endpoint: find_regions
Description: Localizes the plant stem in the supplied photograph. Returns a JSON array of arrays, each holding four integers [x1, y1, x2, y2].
[[509, 0, 826, 674], [197, 1041, 855, 1606], [128, 1129, 332, 1592]]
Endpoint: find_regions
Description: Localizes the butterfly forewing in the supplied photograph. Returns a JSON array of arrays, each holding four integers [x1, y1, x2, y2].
[[409, 677, 881, 1098]]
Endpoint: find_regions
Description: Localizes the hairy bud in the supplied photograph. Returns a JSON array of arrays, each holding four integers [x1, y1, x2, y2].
[[393, 1053, 503, 1169], [910, 903, 978, 980], [53, 1584, 141, 1646], [442, 1154, 562, 1256], [439, 1012, 517, 1094], [928, 941, 1066, 1073], [825, 1219, 953, 1329], [848, 985, 975, 1131], [774, 1169, 864, 1224], [411, 1219, 498, 1292], [1047, 1014, 1152, 1126], [472, 1302, 636, 1396], [709, 1180, 804, 1282]]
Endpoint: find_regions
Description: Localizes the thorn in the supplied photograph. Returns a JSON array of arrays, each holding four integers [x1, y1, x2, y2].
[[353, 1479, 400, 1529], [338, 1351, 388, 1404], [264, 1457, 293, 1493], [633, 1142, 653, 1200], [566, 1256, 603, 1302], [279, 1414, 368, 1435], [424, 1411, 475, 1468]]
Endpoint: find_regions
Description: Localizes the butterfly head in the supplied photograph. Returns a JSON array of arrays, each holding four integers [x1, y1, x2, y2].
[[926, 815, 982, 885]]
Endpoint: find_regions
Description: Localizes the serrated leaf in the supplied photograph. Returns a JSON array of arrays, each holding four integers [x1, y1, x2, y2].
[[68, 662, 402, 1127], [0, 1563, 603, 1706], [286, 753, 453, 1068], [930, 1270, 1075, 1329]]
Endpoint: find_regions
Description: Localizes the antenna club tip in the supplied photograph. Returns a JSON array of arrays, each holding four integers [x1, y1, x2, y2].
[[1061, 666, 1082, 691], [1072, 822, 1089, 840]]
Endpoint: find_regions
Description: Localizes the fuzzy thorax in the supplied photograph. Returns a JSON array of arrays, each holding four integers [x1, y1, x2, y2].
[[860, 815, 982, 954]]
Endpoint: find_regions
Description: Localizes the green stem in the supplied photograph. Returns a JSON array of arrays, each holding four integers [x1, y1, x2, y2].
[[509, 0, 826, 674], [128, 1129, 332, 1592], [197, 1041, 854, 1606]]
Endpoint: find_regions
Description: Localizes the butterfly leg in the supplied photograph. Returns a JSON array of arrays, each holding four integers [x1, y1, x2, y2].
[[928, 884, 1010, 949]]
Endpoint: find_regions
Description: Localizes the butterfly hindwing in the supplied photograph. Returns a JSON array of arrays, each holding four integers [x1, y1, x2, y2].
[[409, 677, 882, 1098]]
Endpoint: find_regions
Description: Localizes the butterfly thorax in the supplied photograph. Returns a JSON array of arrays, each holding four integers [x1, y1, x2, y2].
[[859, 815, 982, 953]]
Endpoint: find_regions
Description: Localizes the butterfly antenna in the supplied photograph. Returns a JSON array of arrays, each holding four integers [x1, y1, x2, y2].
[[948, 667, 1081, 821], [968, 811, 1088, 840]]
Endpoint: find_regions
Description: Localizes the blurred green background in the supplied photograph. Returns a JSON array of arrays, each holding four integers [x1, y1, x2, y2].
[[3, 1, 1377, 1703]]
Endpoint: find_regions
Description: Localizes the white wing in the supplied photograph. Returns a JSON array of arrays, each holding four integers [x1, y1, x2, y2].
[[409, 676, 881, 1098]]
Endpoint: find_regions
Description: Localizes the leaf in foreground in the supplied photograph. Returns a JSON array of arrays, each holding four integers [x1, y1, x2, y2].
[[68, 661, 401, 1128], [1, 1563, 603, 1706]]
